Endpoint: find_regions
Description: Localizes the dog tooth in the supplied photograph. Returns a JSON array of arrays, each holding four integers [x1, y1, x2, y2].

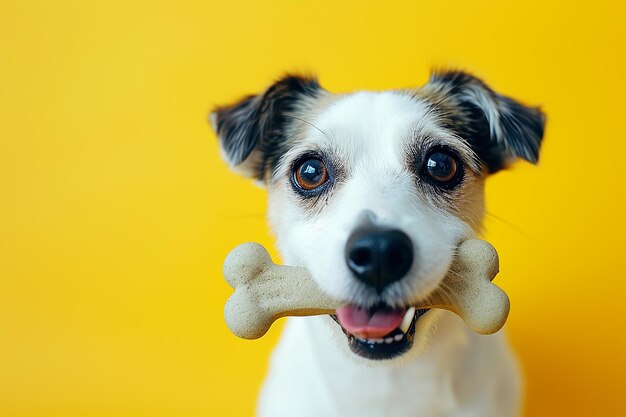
[[394, 334, 403, 341], [400, 307, 416, 333], [384, 337, 394, 344], [372, 338, 384, 344]]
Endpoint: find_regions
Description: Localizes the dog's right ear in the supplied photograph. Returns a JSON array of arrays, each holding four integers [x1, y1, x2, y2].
[[209, 75, 322, 180]]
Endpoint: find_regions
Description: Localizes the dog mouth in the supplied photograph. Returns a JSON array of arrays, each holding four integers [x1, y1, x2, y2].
[[331, 304, 430, 360]]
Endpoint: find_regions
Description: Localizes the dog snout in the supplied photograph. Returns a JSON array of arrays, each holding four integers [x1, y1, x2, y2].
[[345, 228, 414, 293]]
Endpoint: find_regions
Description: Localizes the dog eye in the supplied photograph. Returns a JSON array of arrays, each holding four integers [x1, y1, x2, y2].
[[293, 158, 329, 191], [421, 149, 462, 187]]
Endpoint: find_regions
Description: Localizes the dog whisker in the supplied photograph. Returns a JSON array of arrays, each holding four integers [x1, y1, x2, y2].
[[284, 115, 330, 139], [484, 211, 531, 238]]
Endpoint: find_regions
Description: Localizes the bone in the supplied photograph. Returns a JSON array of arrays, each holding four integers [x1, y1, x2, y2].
[[223, 239, 509, 340]]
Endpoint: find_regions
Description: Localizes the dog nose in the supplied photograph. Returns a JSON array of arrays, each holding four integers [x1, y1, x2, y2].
[[345, 228, 414, 292]]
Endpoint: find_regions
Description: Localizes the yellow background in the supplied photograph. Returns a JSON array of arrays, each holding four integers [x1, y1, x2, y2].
[[1, 1, 625, 416]]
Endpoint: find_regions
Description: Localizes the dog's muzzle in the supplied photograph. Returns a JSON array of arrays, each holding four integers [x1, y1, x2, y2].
[[336, 227, 427, 360]]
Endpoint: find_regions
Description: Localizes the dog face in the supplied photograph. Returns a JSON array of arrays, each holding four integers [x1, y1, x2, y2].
[[211, 71, 544, 361]]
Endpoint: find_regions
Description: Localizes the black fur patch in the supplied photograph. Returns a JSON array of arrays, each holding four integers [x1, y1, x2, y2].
[[426, 70, 546, 173], [212, 75, 321, 179]]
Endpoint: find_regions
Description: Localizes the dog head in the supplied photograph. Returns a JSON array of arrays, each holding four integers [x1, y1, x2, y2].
[[211, 71, 545, 361]]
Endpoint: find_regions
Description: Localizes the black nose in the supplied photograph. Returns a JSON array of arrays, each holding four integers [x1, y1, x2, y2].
[[345, 228, 414, 292]]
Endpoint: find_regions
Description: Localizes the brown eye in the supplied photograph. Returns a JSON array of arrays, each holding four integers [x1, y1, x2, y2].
[[422, 150, 462, 186], [294, 158, 329, 191]]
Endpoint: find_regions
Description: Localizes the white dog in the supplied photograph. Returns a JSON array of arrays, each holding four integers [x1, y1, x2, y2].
[[210, 70, 545, 417]]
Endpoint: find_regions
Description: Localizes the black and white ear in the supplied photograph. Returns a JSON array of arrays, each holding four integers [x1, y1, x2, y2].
[[209, 75, 322, 180], [424, 70, 546, 173]]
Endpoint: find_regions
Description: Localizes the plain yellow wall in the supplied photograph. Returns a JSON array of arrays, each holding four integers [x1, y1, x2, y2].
[[1, 1, 625, 416]]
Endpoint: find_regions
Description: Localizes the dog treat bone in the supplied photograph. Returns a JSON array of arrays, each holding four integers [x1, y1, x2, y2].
[[223, 239, 509, 339]]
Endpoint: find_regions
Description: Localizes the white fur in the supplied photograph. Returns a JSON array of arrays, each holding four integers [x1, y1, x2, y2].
[[258, 315, 520, 417], [246, 92, 519, 416]]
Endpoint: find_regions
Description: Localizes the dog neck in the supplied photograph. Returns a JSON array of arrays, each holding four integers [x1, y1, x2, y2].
[[259, 313, 506, 416]]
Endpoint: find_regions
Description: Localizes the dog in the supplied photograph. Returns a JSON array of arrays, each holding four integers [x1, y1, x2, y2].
[[210, 70, 545, 417]]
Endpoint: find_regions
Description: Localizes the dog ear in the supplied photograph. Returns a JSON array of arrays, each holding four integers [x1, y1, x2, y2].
[[424, 70, 546, 173], [210, 75, 322, 180]]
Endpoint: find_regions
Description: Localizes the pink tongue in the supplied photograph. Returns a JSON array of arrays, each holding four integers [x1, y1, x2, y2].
[[336, 306, 405, 339]]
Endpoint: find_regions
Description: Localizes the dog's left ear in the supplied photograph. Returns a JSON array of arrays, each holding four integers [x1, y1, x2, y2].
[[424, 70, 546, 173], [210, 75, 322, 180]]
